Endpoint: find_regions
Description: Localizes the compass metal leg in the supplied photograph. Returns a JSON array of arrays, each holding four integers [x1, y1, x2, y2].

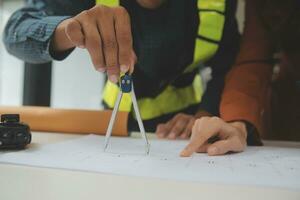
[[130, 86, 150, 155], [103, 91, 123, 151]]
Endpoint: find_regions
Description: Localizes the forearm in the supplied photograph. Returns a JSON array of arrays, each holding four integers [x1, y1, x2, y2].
[[220, 0, 274, 136]]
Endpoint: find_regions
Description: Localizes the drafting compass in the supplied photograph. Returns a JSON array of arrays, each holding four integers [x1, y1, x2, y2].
[[103, 73, 150, 155]]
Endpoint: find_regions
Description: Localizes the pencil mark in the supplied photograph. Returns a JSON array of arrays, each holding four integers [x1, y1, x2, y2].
[[208, 160, 215, 164]]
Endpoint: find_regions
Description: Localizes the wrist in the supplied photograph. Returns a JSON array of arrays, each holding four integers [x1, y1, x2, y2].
[[52, 18, 75, 52]]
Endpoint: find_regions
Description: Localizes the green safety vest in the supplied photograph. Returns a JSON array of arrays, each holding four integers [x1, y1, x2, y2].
[[97, 0, 226, 120]]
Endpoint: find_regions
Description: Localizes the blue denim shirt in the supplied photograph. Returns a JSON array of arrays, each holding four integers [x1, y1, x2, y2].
[[3, 0, 240, 116]]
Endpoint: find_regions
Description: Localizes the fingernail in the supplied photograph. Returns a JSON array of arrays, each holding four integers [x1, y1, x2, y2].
[[168, 133, 176, 140], [208, 147, 218, 155], [180, 134, 188, 139], [120, 65, 128, 73], [110, 75, 118, 83], [180, 150, 189, 157], [78, 45, 85, 49], [158, 132, 166, 138], [97, 68, 105, 73]]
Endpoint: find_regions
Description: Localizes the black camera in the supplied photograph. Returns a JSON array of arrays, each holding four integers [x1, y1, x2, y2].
[[0, 114, 31, 149]]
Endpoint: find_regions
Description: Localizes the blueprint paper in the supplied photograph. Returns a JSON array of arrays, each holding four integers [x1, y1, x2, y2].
[[0, 135, 299, 190]]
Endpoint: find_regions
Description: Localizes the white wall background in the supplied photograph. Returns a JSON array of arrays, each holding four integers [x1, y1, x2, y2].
[[0, 0, 245, 109], [51, 49, 105, 109], [0, 0, 24, 106]]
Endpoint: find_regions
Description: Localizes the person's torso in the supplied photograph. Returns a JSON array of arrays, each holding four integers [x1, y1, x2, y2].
[[121, 0, 239, 98], [122, 0, 198, 97]]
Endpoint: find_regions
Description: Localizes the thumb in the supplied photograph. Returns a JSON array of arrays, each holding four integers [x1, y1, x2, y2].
[[65, 19, 85, 48], [207, 140, 231, 156], [207, 135, 246, 156]]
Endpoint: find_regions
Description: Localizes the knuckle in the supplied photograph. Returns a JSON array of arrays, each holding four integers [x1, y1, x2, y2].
[[66, 20, 79, 32], [174, 122, 183, 130], [106, 66, 119, 74], [87, 38, 99, 48], [210, 116, 220, 122], [80, 10, 90, 19], [166, 121, 173, 128], [93, 5, 113, 19], [173, 114, 181, 121], [118, 32, 132, 44], [201, 116, 210, 122], [172, 127, 180, 133], [190, 116, 196, 122], [95, 4, 109, 12], [87, 43, 100, 53], [157, 123, 165, 129], [177, 113, 185, 118], [102, 6, 113, 17], [195, 118, 207, 126], [210, 117, 223, 126], [91, 5, 101, 16], [194, 119, 202, 127], [94, 4, 103, 10], [78, 11, 93, 26], [114, 6, 128, 16], [118, 53, 130, 65], [106, 60, 118, 68]]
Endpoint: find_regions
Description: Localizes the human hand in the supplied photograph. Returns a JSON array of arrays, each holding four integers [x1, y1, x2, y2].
[[180, 117, 247, 157], [155, 111, 212, 140], [52, 5, 136, 83]]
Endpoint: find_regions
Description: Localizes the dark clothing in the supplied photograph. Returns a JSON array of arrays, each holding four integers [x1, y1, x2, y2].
[[123, 0, 198, 98]]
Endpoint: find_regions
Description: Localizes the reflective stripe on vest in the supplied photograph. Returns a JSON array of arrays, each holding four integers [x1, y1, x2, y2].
[[184, 0, 225, 73], [103, 74, 203, 120], [96, 0, 119, 6], [98, 0, 226, 120]]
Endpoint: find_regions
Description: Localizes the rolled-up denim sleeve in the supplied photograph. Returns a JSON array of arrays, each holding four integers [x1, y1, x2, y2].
[[2, 0, 94, 64]]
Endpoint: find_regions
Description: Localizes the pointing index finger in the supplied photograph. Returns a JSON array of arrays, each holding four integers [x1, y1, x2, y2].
[[113, 6, 134, 73], [180, 118, 222, 157], [180, 135, 207, 157]]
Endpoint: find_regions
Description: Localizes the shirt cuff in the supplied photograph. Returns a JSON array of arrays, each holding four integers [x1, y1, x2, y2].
[[46, 16, 74, 61], [220, 90, 263, 141], [27, 16, 73, 61]]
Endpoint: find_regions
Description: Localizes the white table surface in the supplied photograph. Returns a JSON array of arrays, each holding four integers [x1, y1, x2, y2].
[[0, 132, 300, 200]]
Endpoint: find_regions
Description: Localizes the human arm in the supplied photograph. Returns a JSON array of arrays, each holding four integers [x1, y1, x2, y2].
[[220, 0, 274, 138], [180, 0, 274, 156], [3, 0, 164, 82]]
